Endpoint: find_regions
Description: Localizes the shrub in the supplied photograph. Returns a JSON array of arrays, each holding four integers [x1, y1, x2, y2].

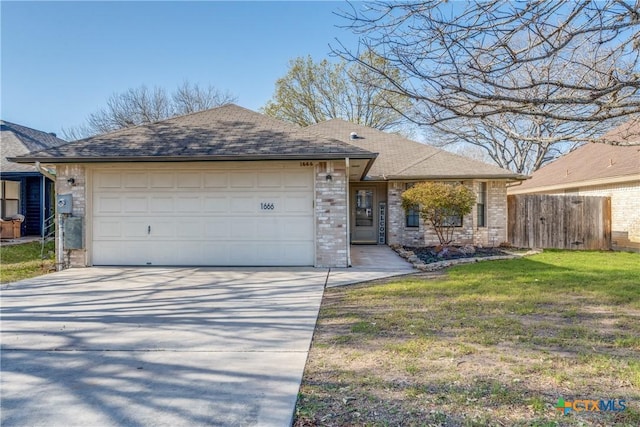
[[401, 182, 475, 245]]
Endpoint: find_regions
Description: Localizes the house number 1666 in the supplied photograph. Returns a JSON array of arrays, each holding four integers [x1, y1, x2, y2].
[[260, 203, 275, 210]]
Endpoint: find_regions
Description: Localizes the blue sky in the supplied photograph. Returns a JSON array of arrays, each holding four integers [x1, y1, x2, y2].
[[1, 1, 361, 136]]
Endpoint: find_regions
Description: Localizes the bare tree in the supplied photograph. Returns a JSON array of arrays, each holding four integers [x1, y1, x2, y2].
[[63, 82, 237, 139], [334, 1, 640, 124], [262, 54, 412, 131], [172, 82, 236, 115], [428, 57, 622, 174]]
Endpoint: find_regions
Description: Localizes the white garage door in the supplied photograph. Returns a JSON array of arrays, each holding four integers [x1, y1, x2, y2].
[[92, 166, 315, 266]]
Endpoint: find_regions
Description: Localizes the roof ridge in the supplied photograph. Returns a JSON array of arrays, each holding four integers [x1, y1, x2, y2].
[[72, 103, 244, 142]]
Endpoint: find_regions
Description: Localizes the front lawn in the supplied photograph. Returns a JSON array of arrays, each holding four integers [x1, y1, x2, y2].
[[296, 250, 640, 426], [0, 241, 55, 284]]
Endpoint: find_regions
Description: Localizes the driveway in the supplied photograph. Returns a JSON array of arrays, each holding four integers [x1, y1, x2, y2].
[[1, 267, 327, 427]]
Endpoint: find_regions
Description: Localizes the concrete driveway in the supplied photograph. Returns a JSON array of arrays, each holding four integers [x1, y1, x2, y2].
[[1, 267, 328, 427]]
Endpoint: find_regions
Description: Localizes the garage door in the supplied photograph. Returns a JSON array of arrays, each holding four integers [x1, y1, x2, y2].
[[92, 166, 314, 266]]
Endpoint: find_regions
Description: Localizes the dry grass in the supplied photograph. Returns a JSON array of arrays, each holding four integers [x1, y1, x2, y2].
[[295, 250, 640, 426]]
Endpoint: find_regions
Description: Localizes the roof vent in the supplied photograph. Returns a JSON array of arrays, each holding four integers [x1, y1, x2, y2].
[[49, 132, 57, 137], [350, 132, 358, 140]]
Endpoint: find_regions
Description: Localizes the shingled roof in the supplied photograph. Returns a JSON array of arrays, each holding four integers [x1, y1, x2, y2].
[[308, 119, 524, 180], [10, 105, 377, 164], [1, 120, 68, 173], [511, 118, 640, 194]]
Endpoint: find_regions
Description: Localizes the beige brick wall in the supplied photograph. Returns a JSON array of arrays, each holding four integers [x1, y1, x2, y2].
[[55, 164, 88, 268], [387, 180, 509, 247], [545, 181, 640, 248], [315, 160, 348, 267]]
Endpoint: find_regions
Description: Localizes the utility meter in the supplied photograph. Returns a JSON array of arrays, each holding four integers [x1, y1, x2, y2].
[[56, 194, 73, 214]]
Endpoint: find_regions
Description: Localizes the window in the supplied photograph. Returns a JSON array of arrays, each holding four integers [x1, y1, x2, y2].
[[442, 212, 462, 227], [1, 180, 20, 218], [355, 189, 374, 227], [406, 206, 420, 227], [404, 183, 419, 227], [477, 182, 487, 227]]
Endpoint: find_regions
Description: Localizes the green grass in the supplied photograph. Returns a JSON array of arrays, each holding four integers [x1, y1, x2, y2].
[[296, 250, 640, 427], [0, 241, 55, 283]]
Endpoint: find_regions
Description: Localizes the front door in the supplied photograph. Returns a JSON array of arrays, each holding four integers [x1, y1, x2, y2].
[[352, 188, 376, 243]]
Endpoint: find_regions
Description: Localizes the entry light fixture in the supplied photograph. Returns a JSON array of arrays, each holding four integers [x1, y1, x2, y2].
[[67, 177, 75, 185], [326, 174, 333, 181]]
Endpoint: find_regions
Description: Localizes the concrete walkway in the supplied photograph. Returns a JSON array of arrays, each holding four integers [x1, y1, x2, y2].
[[1, 267, 327, 427], [326, 245, 415, 287]]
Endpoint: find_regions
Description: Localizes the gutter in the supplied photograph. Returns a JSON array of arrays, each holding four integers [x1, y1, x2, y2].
[[385, 174, 528, 181], [35, 162, 56, 181], [8, 153, 378, 164]]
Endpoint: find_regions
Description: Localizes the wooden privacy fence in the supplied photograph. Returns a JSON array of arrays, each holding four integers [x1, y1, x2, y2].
[[508, 195, 611, 250]]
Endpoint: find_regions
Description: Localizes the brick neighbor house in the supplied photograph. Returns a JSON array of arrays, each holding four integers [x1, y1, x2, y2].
[[508, 118, 640, 252], [9, 104, 524, 268]]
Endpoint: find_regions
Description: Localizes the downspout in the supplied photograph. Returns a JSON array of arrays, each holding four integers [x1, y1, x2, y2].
[[345, 158, 351, 267]]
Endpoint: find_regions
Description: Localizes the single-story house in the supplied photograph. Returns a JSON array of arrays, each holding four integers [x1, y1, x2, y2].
[[1, 120, 68, 237], [508, 118, 640, 251], [10, 104, 524, 268]]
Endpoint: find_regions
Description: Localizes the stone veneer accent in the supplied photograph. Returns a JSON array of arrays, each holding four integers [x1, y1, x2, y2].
[[55, 164, 88, 268], [387, 180, 509, 247], [314, 160, 348, 267]]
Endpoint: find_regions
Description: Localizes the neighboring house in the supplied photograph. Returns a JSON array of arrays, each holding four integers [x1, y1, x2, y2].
[[10, 105, 523, 268], [508, 118, 640, 251], [1, 120, 67, 236]]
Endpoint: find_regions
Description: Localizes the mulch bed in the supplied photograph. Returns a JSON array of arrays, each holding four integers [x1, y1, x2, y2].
[[404, 245, 509, 264]]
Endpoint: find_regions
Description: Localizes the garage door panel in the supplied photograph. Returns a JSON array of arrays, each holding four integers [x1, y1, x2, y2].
[[202, 242, 230, 264], [231, 220, 257, 239], [121, 221, 150, 238], [203, 172, 228, 188], [94, 241, 150, 265], [258, 172, 282, 188], [256, 218, 282, 239], [204, 196, 229, 213], [176, 196, 201, 213], [124, 173, 148, 188], [123, 197, 148, 213], [150, 197, 174, 212], [284, 195, 312, 212], [149, 220, 175, 238], [178, 173, 201, 188], [284, 217, 314, 236], [95, 172, 122, 189], [204, 219, 231, 238], [96, 196, 122, 213], [93, 167, 315, 266], [230, 172, 255, 188], [150, 173, 174, 188], [94, 220, 121, 238], [180, 221, 202, 238], [230, 197, 255, 213]]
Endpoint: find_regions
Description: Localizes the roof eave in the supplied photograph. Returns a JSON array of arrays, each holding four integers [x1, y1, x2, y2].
[[509, 173, 640, 194], [8, 153, 378, 164], [383, 174, 528, 181]]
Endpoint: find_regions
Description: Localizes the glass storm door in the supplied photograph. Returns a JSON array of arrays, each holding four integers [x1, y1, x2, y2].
[[353, 188, 376, 243]]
